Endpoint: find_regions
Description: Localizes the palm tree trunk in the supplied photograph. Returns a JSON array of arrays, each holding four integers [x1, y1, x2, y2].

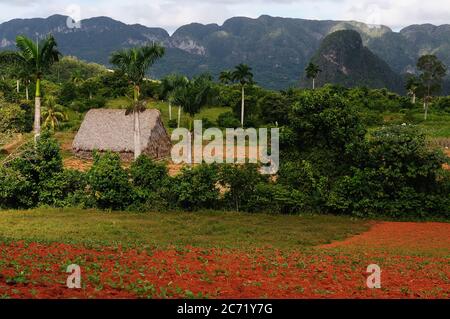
[[133, 86, 142, 160], [241, 86, 245, 127], [312, 78, 315, 90], [178, 106, 182, 128], [16, 80, 20, 93], [169, 101, 172, 121], [134, 110, 142, 159], [25, 86, 29, 101], [412, 93, 416, 104], [34, 78, 41, 137]]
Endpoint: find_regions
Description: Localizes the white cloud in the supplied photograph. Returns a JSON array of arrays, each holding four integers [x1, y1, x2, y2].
[[0, 0, 448, 33]]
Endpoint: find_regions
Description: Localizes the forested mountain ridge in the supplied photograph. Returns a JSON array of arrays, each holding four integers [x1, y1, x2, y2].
[[1, 14, 449, 90]]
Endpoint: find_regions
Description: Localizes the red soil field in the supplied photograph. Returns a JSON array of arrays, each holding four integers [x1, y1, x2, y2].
[[0, 222, 449, 299]]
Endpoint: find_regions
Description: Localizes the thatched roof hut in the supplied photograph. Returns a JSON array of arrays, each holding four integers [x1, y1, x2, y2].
[[72, 109, 172, 161]]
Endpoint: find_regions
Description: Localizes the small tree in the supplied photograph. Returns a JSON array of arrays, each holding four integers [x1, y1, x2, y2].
[[160, 74, 189, 125], [405, 75, 421, 104], [417, 55, 447, 120], [41, 96, 68, 131], [0, 35, 61, 139], [110, 44, 165, 159], [305, 62, 322, 90], [231, 64, 254, 127]]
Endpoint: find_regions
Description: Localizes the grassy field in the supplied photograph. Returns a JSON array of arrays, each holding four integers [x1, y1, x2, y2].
[[0, 208, 370, 249], [382, 111, 450, 138]]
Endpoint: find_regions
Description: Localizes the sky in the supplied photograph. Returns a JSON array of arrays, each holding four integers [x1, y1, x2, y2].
[[0, 0, 449, 33]]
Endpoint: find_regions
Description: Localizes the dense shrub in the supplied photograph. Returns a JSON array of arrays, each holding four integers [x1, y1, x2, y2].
[[0, 167, 33, 209], [86, 152, 132, 210], [257, 92, 290, 126], [0, 100, 32, 133], [216, 112, 241, 128], [282, 88, 367, 178], [168, 164, 220, 210], [326, 125, 450, 217], [39, 169, 87, 207], [218, 164, 267, 212], [70, 96, 106, 112], [9, 131, 63, 204], [434, 96, 450, 112]]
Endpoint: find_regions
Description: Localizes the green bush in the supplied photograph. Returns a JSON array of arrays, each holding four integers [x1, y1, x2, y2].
[[86, 152, 133, 210], [216, 112, 241, 128], [168, 164, 220, 210], [218, 164, 267, 212], [0, 167, 34, 209], [0, 100, 31, 133], [39, 170, 87, 207], [8, 131, 63, 205], [248, 183, 306, 214], [326, 125, 450, 218]]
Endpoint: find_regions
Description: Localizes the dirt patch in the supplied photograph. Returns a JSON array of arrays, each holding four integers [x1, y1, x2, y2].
[[321, 222, 450, 255]]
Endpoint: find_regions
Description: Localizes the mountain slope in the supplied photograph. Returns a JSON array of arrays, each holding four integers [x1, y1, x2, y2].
[[307, 30, 404, 92], [0, 14, 449, 90]]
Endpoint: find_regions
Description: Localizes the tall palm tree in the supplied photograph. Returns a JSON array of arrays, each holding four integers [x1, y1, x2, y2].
[[41, 96, 68, 131], [231, 64, 254, 127], [219, 70, 233, 85], [110, 44, 165, 159], [160, 74, 189, 125], [0, 35, 61, 138], [305, 62, 322, 89]]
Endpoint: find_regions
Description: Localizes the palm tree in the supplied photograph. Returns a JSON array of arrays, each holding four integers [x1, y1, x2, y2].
[[71, 69, 84, 85], [0, 35, 61, 138], [231, 64, 254, 127], [172, 74, 213, 130], [160, 74, 189, 125], [219, 70, 233, 85], [16, 68, 32, 101], [110, 44, 165, 159], [305, 62, 322, 90], [405, 76, 421, 104], [41, 96, 68, 131], [172, 75, 213, 164]]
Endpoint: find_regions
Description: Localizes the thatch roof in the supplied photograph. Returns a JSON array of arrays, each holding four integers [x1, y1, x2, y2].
[[72, 109, 172, 160]]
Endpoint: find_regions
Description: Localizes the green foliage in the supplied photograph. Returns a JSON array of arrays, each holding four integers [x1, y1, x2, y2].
[[0, 167, 33, 209], [257, 91, 290, 126], [282, 87, 367, 177], [168, 164, 220, 210], [86, 152, 133, 210], [218, 164, 267, 212], [6, 131, 63, 206], [131, 156, 169, 192], [39, 170, 87, 207], [327, 125, 450, 218], [216, 112, 241, 128], [48, 56, 107, 83], [0, 99, 32, 133]]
